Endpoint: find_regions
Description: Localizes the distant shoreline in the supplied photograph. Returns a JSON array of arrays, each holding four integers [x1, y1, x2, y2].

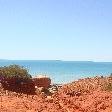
[[0, 61, 112, 84], [1, 59, 112, 63]]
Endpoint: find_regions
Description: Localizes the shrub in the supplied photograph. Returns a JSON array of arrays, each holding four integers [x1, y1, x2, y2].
[[0, 65, 35, 94], [0, 65, 31, 79], [102, 82, 112, 91]]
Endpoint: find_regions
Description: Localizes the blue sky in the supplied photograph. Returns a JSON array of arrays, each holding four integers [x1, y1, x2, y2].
[[0, 0, 112, 61]]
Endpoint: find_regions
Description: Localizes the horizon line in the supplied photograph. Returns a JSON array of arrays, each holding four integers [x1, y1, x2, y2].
[[0, 59, 112, 63]]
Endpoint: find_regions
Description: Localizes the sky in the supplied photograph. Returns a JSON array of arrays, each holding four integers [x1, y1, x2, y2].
[[0, 0, 112, 61]]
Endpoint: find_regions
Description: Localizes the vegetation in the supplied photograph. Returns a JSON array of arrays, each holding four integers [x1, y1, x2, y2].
[[0, 65, 35, 94], [102, 82, 112, 91], [0, 65, 31, 79], [101, 74, 112, 91]]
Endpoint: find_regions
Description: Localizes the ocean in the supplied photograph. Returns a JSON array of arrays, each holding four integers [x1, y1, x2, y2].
[[0, 60, 112, 84]]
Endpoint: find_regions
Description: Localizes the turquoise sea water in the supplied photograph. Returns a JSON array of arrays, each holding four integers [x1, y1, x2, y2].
[[0, 60, 112, 84]]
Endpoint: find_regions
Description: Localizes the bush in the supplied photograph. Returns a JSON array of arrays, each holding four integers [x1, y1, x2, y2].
[[0, 65, 31, 79], [102, 82, 112, 91], [0, 65, 36, 94]]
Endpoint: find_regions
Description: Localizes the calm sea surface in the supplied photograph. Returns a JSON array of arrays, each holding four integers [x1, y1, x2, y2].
[[0, 60, 112, 84]]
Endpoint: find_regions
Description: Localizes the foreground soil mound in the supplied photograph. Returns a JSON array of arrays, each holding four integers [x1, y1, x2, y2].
[[57, 76, 112, 112], [0, 90, 65, 112], [0, 76, 112, 112], [55, 90, 112, 112]]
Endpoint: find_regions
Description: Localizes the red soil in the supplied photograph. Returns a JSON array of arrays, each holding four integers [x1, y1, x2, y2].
[[0, 76, 112, 112]]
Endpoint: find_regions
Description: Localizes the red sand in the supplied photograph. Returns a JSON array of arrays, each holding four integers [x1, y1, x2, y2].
[[0, 76, 112, 112]]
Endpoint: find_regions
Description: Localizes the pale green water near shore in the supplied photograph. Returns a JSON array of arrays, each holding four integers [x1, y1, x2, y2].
[[0, 60, 112, 84]]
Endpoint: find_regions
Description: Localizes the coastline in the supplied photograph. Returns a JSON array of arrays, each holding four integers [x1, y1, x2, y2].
[[0, 60, 112, 84]]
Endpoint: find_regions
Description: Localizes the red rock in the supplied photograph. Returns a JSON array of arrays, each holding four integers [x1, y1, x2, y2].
[[33, 75, 51, 88]]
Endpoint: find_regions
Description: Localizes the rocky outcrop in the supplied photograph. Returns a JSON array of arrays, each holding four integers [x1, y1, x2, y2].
[[33, 75, 51, 88]]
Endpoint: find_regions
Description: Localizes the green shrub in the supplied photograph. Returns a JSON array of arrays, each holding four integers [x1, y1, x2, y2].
[[0, 65, 31, 79], [0, 65, 36, 94], [102, 82, 112, 91]]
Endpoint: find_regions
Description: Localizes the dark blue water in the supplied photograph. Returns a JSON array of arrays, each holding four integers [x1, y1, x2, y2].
[[0, 60, 112, 84]]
